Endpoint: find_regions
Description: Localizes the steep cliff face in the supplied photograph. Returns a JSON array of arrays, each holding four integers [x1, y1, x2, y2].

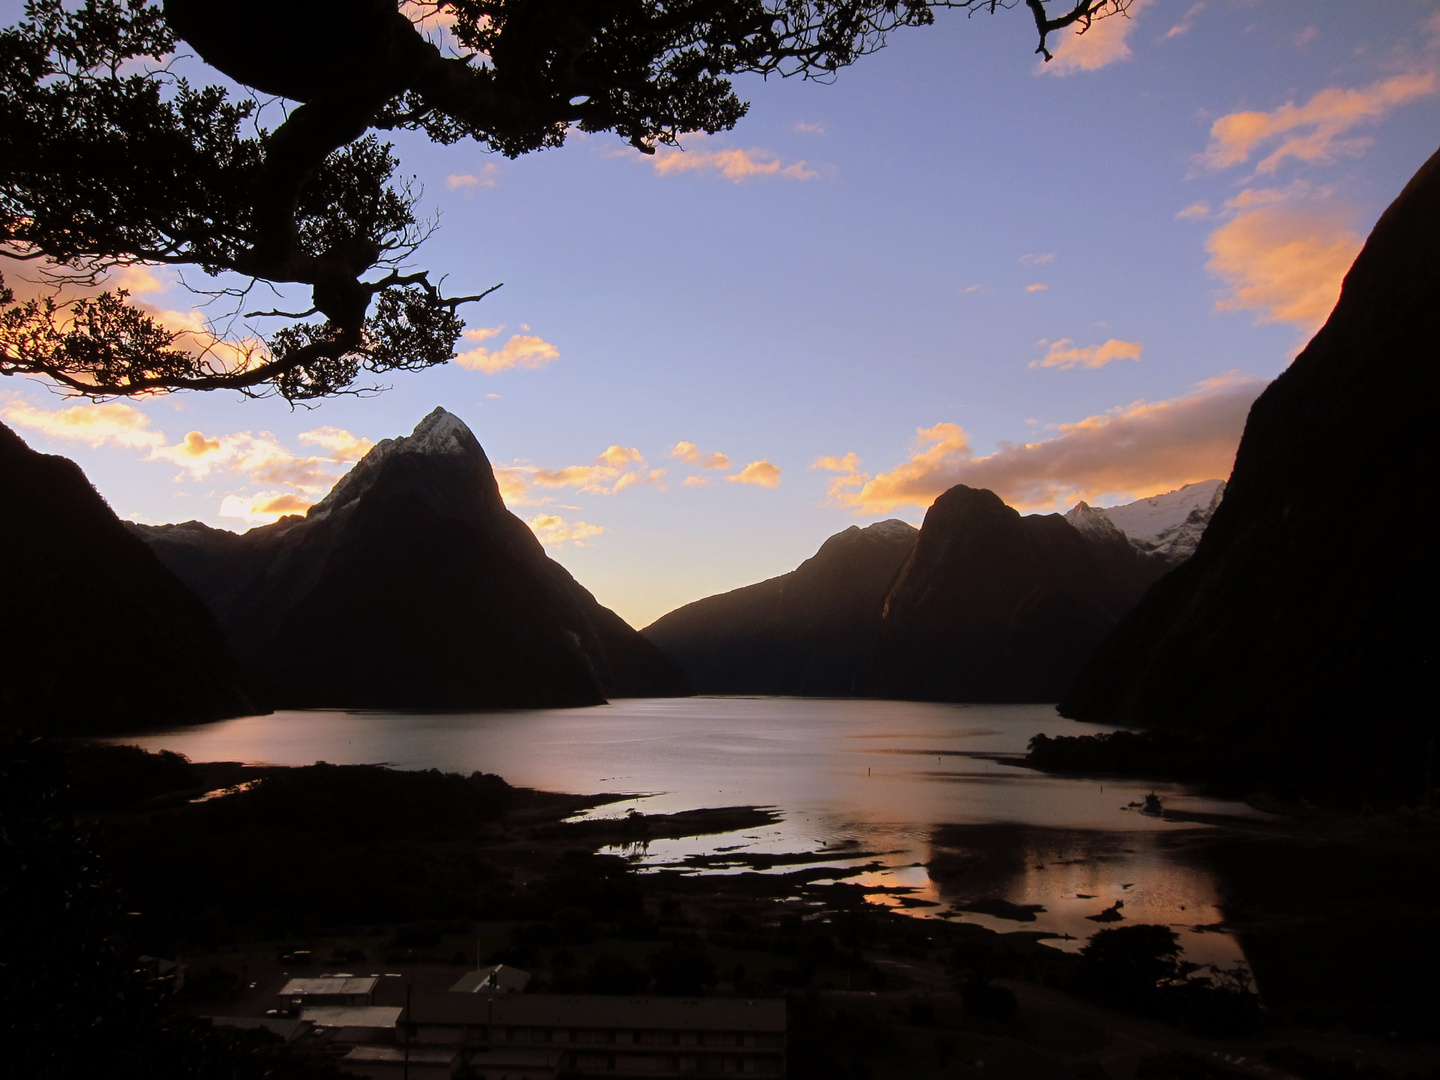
[[871, 486, 1133, 703], [0, 422, 255, 732], [641, 519, 918, 694], [1061, 146, 1440, 795], [133, 409, 690, 708]]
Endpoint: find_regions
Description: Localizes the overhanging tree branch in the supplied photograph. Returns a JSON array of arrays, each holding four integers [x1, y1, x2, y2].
[[1, 0, 1125, 400]]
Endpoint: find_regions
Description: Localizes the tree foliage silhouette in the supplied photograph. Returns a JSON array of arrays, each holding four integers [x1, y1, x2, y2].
[[1, 0, 1128, 400]]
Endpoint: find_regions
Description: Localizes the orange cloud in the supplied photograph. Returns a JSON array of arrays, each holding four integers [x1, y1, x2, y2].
[[1200, 72, 1438, 175], [1177, 202, 1210, 220], [683, 475, 708, 487], [297, 426, 374, 462], [0, 398, 165, 448], [218, 491, 315, 525], [1020, 253, 1055, 266], [726, 460, 782, 488], [649, 145, 817, 183], [1205, 195, 1361, 337], [172, 430, 221, 457], [527, 513, 604, 547], [502, 445, 668, 500], [1040, 0, 1152, 75], [454, 326, 560, 374], [492, 466, 535, 506], [1031, 337, 1143, 370], [669, 441, 730, 470], [812, 452, 861, 473], [598, 445, 645, 468], [825, 375, 1262, 514], [1161, 1, 1204, 41]]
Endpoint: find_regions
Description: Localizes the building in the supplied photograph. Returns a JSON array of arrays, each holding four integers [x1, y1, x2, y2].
[[277, 975, 379, 1011], [400, 993, 786, 1078], [451, 964, 532, 995]]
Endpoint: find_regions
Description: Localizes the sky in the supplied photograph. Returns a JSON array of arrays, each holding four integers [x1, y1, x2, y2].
[[3, 0, 1439, 628]]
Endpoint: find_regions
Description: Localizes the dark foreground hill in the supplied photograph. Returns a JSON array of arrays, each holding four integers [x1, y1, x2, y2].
[[642, 519, 919, 694], [0, 422, 255, 732], [1061, 145, 1440, 802], [132, 408, 690, 709]]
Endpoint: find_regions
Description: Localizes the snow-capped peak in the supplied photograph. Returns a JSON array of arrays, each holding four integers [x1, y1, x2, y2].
[[307, 408, 476, 521], [1065, 480, 1226, 565]]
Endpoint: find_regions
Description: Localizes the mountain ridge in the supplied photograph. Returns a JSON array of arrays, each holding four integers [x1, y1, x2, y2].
[[131, 408, 691, 709]]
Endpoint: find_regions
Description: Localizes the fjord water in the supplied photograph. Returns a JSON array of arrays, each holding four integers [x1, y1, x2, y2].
[[108, 697, 1254, 966]]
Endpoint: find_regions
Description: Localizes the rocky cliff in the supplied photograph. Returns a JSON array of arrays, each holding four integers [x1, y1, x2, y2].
[[1, 422, 255, 732], [1060, 146, 1440, 799], [132, 409, 690, 709], [641, 519, 918, 694], [871, 486, 1135, 703]]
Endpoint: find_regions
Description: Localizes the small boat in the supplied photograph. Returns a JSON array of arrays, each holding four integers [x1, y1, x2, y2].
[[1140, 792, 1164, 817]]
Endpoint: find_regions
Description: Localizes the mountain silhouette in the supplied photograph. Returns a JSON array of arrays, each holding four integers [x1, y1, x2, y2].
[[1061, 145, 1440, 798], [132, 409, 690, 709], [1, 422, 255, 732]]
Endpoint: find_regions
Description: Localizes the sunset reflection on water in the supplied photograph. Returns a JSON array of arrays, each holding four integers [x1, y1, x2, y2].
[[103, 696, 1259, 968]]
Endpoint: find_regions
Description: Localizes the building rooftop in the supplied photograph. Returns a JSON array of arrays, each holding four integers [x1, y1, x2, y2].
[[405, 993, 786, 1032], [279, 976, 379, 998], [450, 964, 531, 994], [342, 1045, 459, 1066], [301, 1005, 402, 1029], [203, 1015, 307, 1042]]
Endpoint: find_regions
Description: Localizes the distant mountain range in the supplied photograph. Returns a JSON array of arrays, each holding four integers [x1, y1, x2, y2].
[[0, 421, 254, 733], [1061, 144, 1440, 801], [645, 480, 1225, 702], [129, 408, 690, 710]]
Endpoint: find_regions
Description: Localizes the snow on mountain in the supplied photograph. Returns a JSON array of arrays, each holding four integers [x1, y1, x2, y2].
[[308, 406, 474, 522], [1066, 480, 1226, 565]]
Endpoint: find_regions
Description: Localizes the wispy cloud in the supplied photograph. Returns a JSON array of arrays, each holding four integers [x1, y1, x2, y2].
[[0, 398, 165, 449], [794, 121, 827, 135], [453, 325, 561, 374], [819, 374, 1262, 514], [1020, 253, 1056, 266], [726, 460, 782, 488], [447, 163, 499, 190], [1199, 72, 1438, 175], [527, 513, 604, 547], [1040, 0, 1153, 76], [1, 397, 373, 514], [619, 135, 820, 183], [1025, 283, 1049, 293], [1204, 188, 1361, 337], [669, 441, 731, 470], [218, 490, 315, 525], [1031, 337, 1143, 370], [1161, 2, 1204, 41], [497, 446, 668, 504], [1177, 202, 1210, 220]]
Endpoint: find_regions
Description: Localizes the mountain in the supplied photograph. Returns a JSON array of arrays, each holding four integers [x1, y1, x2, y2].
[[1060, 146, 1440, 800], [0, 422, 255, 733], [869, 485, 1137, 703], [131, 408, 690, 709], [641, 519, 918, 694], [1069, 480, 1226, 566]]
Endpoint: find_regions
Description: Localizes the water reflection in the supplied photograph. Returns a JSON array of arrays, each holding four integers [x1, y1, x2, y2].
[[102, 696, 1259, 967]]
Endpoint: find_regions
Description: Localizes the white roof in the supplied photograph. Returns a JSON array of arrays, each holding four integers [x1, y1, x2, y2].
[[280, 976, 378, 997]]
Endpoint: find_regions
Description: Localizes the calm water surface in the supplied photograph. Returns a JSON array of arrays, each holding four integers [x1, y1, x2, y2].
[[108, 697, 1259, 967]]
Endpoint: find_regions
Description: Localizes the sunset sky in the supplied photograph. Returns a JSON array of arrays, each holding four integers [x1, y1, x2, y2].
[[3, 1, 1438, 628]]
